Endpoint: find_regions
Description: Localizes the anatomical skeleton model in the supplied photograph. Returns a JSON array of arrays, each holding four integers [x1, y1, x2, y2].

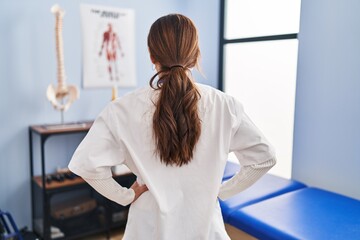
[[47, 4, 79, 123]]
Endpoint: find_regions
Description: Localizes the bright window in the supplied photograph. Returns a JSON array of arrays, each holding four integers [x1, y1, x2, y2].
[[220, 0, 301, 178], [225, 0, 301, 39]]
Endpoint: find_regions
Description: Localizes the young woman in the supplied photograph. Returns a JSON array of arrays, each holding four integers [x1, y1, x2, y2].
[[69, 14, 276, 240]]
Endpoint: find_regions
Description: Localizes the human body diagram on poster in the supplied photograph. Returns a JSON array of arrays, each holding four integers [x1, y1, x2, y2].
[[99, 23, 125, 82]]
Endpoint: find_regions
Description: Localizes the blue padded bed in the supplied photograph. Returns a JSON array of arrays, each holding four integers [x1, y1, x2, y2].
[[221, 162, 306, 222], [228, 187, 360, 240]]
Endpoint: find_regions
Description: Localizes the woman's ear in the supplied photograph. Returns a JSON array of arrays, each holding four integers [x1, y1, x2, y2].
[[148, 47, 156, 64], [149, 54, 156, 64]]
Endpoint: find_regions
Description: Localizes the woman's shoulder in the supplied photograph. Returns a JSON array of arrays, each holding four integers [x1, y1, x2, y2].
[[196, 83, 236, 105], [196, 83, 245, 119], [112, 86, 154, 105]]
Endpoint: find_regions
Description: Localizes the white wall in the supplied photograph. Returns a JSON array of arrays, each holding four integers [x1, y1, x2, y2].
[[293, 0, 360, 200]]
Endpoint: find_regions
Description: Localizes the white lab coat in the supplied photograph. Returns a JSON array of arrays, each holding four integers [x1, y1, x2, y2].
[[68, 83, 275, 240]]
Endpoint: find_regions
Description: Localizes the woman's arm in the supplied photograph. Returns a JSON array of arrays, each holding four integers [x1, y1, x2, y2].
[[218, 158, 276, 200], [84, 177, 148, 206], [219, 96, 276, 200]]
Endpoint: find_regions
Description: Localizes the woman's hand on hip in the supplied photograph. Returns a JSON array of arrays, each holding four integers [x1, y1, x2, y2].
[[130, 181, 149, 203]]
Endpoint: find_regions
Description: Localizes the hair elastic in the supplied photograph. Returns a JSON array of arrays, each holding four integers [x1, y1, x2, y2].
[[169, 65, 184, 70]]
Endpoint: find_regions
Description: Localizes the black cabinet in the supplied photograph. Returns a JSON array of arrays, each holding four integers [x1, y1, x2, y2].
[[29, 122, 135, 239]]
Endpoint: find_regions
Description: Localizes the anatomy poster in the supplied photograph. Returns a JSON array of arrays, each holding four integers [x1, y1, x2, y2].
[[80, 4, 136, 88]]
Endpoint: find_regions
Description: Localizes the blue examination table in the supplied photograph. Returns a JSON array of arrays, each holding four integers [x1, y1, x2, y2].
[[221, 161, 360, 239]]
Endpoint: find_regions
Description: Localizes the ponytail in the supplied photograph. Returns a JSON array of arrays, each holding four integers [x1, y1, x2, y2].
[[147, 14, 202, 166], [150, 66, 201, 166]]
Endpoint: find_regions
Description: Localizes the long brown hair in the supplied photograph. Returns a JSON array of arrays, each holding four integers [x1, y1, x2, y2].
[[147, 14, 201, 166]]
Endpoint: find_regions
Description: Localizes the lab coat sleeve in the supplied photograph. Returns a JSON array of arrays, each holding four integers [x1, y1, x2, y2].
[[218, 97, 276, 200], [84, 177, 135, 206], [68, 103, 126, 180], [228, 97, 276, 166]]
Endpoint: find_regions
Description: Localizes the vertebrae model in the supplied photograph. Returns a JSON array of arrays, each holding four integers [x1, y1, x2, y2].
[[47, 4, 79, 112]]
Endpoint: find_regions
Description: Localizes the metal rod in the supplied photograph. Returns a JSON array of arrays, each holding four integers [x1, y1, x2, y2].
[[29, 128, 35, 232], [40, 135, 50, 239], [224, 33, 298, 44], [218, 0, 226, 91], [61, 110, 64, 124]]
